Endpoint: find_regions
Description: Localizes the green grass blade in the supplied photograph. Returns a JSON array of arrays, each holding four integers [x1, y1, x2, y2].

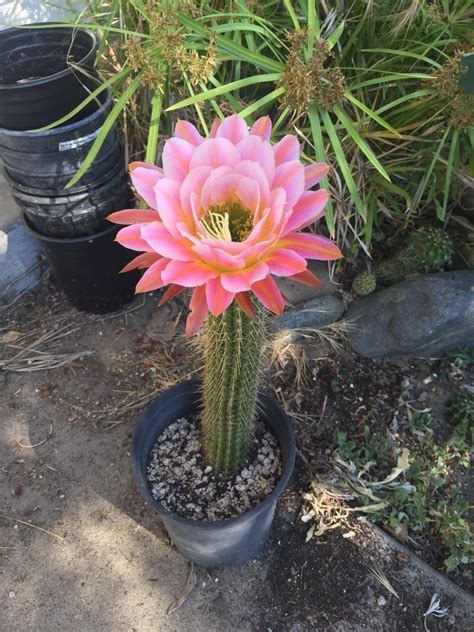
[[343, 92, 402, 137], [283, 0, 301, 30], [320, 108, 366, 221], [239, 86, 286, 118], [145, 90, 163, 164], [177, 13, 283, 73], [166, 74, 281, 112], [412, 126, 451, 210], [361, 48, 442, 68], [441, 128, 460, 220], [333, 105, 390, 181], [308, 104, 335, 236], [29, 67, 132, 132], [66, 74, 142, 188]]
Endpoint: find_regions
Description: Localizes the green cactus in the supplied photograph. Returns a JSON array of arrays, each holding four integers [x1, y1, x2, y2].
[[352, 271, 377, 296], [202, 301, 265, 472], [447, 394, 474, 431], [372, 228, 453, 286]]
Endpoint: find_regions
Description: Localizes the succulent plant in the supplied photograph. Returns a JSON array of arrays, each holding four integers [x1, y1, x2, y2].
[[352, 229, 453, 291], [352, 271, 376, 296], [447, 393, 474, 431]]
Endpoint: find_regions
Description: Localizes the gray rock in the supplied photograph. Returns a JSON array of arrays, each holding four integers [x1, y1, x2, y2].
[[347, 271, 474, 358], [273, 295, 345, 331], [275, 260, 339, 305]]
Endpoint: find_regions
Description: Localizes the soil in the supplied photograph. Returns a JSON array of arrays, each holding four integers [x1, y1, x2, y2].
[[147, 416, 281, 521], [1, 277, 473, 631]]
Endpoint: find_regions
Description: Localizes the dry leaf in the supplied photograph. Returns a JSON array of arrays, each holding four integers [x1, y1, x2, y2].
[[166, 563, 197, 615], [1, 330, 22, 343]]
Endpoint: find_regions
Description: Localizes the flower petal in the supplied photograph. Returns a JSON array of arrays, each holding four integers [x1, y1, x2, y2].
[[237, 135, 275, 185], [250, 116, 271, 141], [265, 248, 307, 276], [135, 258, 169, 293], [180, 165, 213, 215], [279, 232, 343, 260], [186, 286, 208, 336], [141, 221, 195, 261], [251, 275, 285, 314], [154, 178, 190, 235], [305, 163, 330, 189], [290, 268, 322, 289], [162, 137, 194, 182], [159, 283, 186, 304], [209, 117, 221, 138], [115, 224, 154, 252], [121, 252, 161, 273], [189, 138, 240, 170], [220, 261, 269, 293], [205, 277, 235, 316], [107, 209, 158, 225], [235, 291, 256, 320], [284, 189, 329, 233], [174, 120, 204, 145], [162, 260, 217, 287], [273, 135, 300, 165], [273, 161, 305, 209], [129, 162, 164, 209], [192, 243, 244, 270], [216, 113, 249, 144]]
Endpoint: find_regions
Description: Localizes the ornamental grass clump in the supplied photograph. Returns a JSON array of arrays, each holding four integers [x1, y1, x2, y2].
[[109, 114, 341, 472]]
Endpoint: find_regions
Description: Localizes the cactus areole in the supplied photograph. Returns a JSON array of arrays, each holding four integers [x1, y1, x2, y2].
[[109, 114, 342, 472]]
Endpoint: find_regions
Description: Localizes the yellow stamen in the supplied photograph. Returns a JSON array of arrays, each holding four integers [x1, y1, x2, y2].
[[200, 211, 232, 241]]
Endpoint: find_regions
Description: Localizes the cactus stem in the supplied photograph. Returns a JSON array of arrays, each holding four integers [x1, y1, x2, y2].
[[202, 301, 265, 473]]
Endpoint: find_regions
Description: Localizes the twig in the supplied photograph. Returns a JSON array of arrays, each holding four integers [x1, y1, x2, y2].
[[0, 514, 65, 541], [17, 424, 53, 449]]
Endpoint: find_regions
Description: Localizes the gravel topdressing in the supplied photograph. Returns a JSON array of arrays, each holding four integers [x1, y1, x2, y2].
[[146, 416, 282, 521]]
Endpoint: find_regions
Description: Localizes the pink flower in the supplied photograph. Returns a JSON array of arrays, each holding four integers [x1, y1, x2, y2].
[[108, 114, 342, 335]]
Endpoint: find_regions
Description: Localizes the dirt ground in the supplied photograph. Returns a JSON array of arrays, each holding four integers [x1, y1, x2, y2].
[[1, 280, 473, 631]]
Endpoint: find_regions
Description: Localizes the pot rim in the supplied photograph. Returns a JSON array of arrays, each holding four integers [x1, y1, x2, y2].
[[0, 24, 98, 92], [22, 213, 119, 244], [0, 87, 110, 138], [133, 378, 296, 530]]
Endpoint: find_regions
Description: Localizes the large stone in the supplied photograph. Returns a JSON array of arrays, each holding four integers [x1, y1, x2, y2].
[[275, 260, 339, 305], [273, 295, 344, 332], [347, 271, 474, 357]]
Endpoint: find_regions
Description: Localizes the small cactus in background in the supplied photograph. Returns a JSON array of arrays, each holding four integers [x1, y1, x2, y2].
[[447, 393, 474, 431], [353, 228, 453, 291], [352, 271, 376, 296]]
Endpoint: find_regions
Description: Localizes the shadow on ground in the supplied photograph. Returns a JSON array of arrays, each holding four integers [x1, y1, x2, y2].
[[1, 282, 472, 631]]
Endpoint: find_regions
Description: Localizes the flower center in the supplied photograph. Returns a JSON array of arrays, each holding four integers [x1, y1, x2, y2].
[[200, 200, 253, 242]]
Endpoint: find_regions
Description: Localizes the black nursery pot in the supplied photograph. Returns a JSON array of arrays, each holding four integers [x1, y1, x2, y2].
[[132, 379, 296, 567], [0, 89, 118, 192], [0, 24, 99, 130], [23, 217, 139, 314]]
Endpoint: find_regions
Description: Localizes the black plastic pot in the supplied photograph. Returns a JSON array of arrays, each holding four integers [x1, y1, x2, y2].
[[0, 24, 99, 130], [23, 216, 139, 313], [132, 379, 296, 567], [0, 89, 118, 191], [13, 165, 131, 238]]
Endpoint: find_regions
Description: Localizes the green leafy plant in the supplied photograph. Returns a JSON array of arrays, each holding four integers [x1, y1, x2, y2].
[[332, 408, 472, 572]]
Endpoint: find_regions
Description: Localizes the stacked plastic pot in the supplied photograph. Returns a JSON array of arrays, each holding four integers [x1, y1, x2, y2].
[[0, 24, 138, 313]]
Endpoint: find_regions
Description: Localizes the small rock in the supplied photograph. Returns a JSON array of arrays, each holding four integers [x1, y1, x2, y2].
[[377, 596, 387, 607], [275, 260, 339, 305]]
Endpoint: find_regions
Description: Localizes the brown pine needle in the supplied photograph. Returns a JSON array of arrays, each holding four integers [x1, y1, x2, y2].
[[0, 514, 65, 541]]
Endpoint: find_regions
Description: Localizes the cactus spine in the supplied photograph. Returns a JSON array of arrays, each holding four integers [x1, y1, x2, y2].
[[202, 301, 265, 473]]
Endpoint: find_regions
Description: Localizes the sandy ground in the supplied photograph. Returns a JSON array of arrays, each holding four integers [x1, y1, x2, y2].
[[1, 283, 473, 631]]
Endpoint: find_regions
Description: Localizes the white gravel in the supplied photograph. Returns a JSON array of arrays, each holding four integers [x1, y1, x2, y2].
[[147, 416, 282, 521]]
